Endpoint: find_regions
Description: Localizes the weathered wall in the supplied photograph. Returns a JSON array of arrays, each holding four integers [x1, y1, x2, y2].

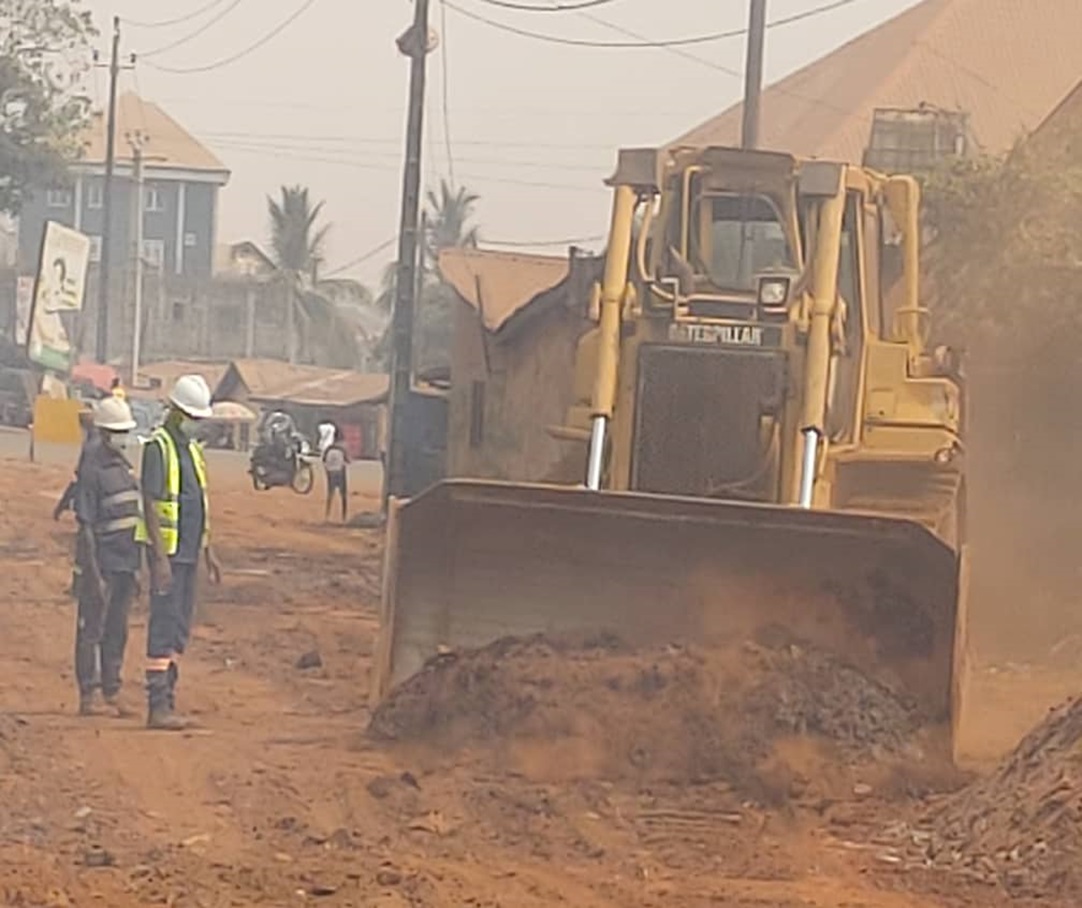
[[448, 297, 587, 483], [0, 268, 297, 366]]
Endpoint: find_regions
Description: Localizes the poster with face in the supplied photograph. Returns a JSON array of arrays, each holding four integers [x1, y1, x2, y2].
[[28, 221, 91, 372]]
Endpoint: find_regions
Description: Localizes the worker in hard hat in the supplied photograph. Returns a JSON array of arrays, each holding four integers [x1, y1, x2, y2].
[[73, 396, 143, 717], [136, 374, 222, 730]]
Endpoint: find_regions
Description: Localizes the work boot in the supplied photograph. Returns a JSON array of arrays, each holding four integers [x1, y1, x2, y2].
[[78, 692, 102, 717], [103, 692, 135, 719], [146, 708, 191, 731]]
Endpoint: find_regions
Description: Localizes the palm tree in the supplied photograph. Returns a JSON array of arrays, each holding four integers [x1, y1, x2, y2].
[[266, 185, 357, 366], [425, 179, 480, 261], [268, 185, 329, 281]]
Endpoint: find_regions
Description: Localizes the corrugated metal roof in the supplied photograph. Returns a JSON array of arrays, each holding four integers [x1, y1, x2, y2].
[[438, 248, 571, 332], [672, 0, 1082, 162], [138, 360, 229, 398], [218, 359, 388, 407], [80, 93, 228, 175]]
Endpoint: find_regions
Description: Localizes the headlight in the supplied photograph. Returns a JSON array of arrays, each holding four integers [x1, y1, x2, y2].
[[757, 277, 790, 309]]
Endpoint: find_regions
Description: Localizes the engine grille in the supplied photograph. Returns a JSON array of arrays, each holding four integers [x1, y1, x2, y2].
[[631, 345, 787, 499]]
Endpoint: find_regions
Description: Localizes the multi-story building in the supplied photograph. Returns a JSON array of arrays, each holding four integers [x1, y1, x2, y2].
[[15, 93, 230, 360]]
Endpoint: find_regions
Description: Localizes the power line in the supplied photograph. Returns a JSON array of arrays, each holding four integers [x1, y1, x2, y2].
[[325, 236, 399, 277], [139, 0, 245, 59], [122, 0, 228, 29], [143, 0, 321, 74], [476, 0, 618, 10], [484, 233, 605, 247], [444, 0, 861, 49], [198, 129, 618, 150], [574, 6, 854, 117], [438, 0, 456, 185], [210, 140, 607, 192], [208, 135, 606, 171]]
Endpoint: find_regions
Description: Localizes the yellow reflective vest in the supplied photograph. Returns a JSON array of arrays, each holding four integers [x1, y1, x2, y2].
[[135, 427, 210, 556]]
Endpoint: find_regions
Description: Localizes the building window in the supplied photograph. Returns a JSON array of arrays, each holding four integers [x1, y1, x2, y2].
[[86, 182, 103, 209], [184, 231, 197, 248], [863, 107, 968, 174], [469, 381, 485, 448], [144, 186, 165, 212], [141, 239, 165, 269], [46, 188, 72, 208], [88, 235, 102, 263], [172, 300, 185, 322]]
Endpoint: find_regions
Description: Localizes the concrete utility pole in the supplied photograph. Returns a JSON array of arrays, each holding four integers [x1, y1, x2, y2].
[[384, 0, 432, 509], [741, 0, 767, 150], [127, 132, 146, 386], [93, 18, 134, 363]]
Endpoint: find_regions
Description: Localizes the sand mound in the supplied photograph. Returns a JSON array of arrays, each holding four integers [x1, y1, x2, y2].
[[895, 697, 1082, 897], [368, 633, 921, 795]]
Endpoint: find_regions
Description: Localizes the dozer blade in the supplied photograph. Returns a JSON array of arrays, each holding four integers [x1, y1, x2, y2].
[[373, 480, 961, 724]]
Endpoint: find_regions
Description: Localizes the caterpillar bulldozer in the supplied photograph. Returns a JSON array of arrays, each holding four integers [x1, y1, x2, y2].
[[374, 145, 969, 751]]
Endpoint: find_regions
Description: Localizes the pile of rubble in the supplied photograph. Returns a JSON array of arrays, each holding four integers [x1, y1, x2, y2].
[[883, 697, 1082, 898], [368, 633, 921, 794]]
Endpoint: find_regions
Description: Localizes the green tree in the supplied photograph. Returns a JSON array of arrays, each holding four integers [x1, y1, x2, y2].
[[425, 179, 480, 259], [0, 0, 95, 215], [266, 185, 360, 367], [374, 180, 482, 373], [267, 185, 329, 280]]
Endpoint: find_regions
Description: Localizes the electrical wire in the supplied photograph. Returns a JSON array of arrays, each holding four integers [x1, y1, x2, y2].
[[139, 0, 246, 59], [210, 140, 607, 192], [143, 0, 321, 74], [438, 0, 456, 185], [445, 0, 861, 48], [577, 8, 854, 117], [325, 236, 399, 277], [207, 136, 606, 172], [484, 234, 604, 247], [476, 0, 618, 11], [122, 0, 228, 29], [197, 129, 618, 150]]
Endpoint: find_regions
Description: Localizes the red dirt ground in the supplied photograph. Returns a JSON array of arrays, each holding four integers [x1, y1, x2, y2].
[[0, 454, 1076, 907]]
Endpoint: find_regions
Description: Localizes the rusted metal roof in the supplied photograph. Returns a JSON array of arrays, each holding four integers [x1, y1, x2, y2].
[[672, 0, 1082, 162], [438, 248, 571, 332], [80, 93, 228, 177], [138, 360, 229, 398], [215, 359, 388, 407]]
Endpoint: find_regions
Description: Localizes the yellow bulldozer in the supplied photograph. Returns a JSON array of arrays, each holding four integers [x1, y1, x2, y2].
[[374, 145, 969, 751]]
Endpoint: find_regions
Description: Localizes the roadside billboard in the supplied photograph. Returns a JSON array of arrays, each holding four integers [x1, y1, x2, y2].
[[27, 220, 91, 372]]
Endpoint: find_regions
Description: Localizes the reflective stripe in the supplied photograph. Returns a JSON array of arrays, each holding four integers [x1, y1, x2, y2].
[[134, 429, 209, 554], [97, 516, 140, 534], [146, 657, 172, 672], [101, 489, 141, 508]]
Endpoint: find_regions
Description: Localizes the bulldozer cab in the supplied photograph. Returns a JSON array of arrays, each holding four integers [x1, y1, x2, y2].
[[374, 145, 968, 755]]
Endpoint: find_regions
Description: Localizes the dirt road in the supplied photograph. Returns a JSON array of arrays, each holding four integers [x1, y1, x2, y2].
[[0, 454, 1075, 907]]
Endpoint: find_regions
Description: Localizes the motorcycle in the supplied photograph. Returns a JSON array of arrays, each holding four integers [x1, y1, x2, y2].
[[248, 412, 316, 495]]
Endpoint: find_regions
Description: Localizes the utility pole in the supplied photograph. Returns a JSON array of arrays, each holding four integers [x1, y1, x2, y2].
[[92, 17, 134, 363], [384, 0, 432, 508], [741, 0, 767, 150], [127, 131, 146, 386]]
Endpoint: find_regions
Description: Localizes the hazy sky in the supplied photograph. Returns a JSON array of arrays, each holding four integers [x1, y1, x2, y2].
[[77, 0, 924, 286]]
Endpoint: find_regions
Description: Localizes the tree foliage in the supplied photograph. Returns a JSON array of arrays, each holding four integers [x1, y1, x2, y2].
[[374, 180, 482, 373], [267, 185, 329, 280], [0, 0, 95, 215]]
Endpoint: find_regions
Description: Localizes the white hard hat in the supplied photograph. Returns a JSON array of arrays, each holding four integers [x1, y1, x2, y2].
[[94, 396, 137, 432], [169, 374, 213, 419]]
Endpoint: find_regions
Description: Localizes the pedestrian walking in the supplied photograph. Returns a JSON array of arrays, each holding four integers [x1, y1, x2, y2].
[[317, 419, 336, 457], [73, 397, 142, 717], [137, 374, 222, 730], [323, 435, 350, 522]]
